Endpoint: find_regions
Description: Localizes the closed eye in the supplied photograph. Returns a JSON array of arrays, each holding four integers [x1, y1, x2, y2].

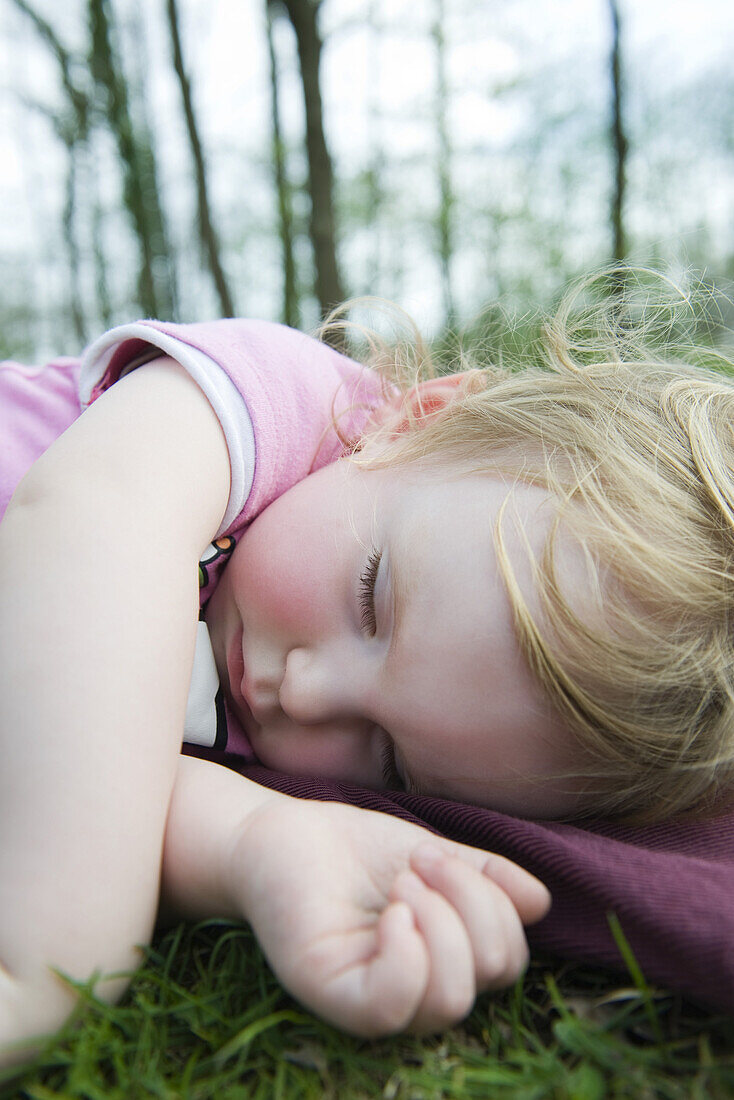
[[358, 547, 381, 636]]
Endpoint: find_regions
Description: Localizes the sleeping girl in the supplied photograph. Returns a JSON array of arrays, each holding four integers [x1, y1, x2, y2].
[[1, 271, 733, 1061]]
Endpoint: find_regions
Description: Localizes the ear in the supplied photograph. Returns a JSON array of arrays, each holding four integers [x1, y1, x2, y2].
[[363, 371, 480, 442], [393, 371, 479, 432], [406, 373, 466, 415]]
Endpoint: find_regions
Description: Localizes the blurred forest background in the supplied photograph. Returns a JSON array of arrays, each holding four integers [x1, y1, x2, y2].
[[0, 0, 732, 362]]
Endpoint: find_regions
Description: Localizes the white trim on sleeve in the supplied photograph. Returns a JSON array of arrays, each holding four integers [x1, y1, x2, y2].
[[79, 323, 255, 534]]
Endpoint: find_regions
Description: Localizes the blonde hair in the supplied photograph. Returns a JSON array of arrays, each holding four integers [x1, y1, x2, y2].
[[320, 269, 734, 823]]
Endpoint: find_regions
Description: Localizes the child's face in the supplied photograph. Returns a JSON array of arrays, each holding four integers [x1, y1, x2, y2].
[[206, 460, 585, 818]]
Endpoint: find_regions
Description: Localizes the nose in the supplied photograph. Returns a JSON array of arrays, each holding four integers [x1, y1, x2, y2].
[[273, 646, 385, 788], [279, 645, 364, 727]]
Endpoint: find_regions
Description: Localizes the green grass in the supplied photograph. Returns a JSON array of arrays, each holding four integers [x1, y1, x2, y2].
[[3, 921, 733, 1099]]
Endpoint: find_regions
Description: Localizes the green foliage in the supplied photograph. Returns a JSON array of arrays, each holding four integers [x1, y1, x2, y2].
[[3, 921, 734, 1099]]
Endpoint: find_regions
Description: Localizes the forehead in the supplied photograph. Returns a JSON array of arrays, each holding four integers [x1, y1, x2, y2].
[[368, 462, 555, 572]]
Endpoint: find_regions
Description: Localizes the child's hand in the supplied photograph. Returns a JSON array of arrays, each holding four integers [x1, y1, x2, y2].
[[229, 796, 549, 1036]]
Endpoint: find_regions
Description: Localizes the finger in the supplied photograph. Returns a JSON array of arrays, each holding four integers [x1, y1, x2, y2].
[[477, 852, 551, 926], [315, 901, 430, 1038], [410, 845, 530, 990], [391, 869, 475, 1033], [436, 839, 551, 926]]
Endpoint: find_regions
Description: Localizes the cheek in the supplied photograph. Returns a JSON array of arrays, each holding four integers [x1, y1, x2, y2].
[[233, 504, 335, 634]]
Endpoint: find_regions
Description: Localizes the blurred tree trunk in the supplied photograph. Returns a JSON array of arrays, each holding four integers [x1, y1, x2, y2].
[[279, 0, 345, 321], [124, 2, 180, 314], [609, 0, 628, 264], [61, 143, 87, 344], [266, 0, 298, 329], [91, 183, 113, 329], [10, 0, 90, 135], [365, 0, 384, 293], [10, 0, 90, 343], [432, 0, 455, 326], [166, 0, 234, 317], [88, 0, 174, 318]]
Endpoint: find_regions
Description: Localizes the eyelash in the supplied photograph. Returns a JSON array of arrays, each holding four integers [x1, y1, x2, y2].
[[358, 547, 382, 636], [379, 736, 404, 790]]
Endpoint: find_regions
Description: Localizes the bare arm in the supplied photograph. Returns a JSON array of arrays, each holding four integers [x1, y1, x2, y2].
[[0, 357, 230, 1049]]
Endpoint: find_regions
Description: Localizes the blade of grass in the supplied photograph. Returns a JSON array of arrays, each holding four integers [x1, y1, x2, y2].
[[606, 911, 664, 1043]]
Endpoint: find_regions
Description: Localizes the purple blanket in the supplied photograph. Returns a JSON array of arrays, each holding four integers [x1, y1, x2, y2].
[[240, 764, 734, 1014]]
